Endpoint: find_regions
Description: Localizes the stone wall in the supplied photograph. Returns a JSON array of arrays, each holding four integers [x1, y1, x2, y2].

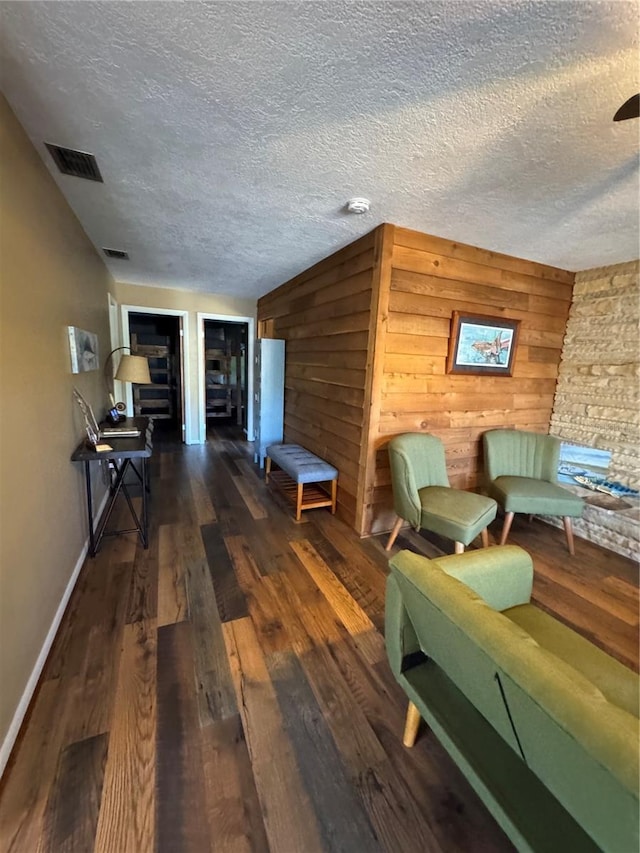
[[550, 260, 639, 559]]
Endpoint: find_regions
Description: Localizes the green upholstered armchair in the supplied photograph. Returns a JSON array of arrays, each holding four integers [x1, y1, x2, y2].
[[385, 433, 497, 554], [483, 429, 584, 555]]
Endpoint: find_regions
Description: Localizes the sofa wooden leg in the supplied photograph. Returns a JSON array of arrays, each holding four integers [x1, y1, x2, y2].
[[500, 512, 514, 545], [403, 701, 421, 747], [481, 528, 489, 548], [265, 456, 271, 483], [563, 517, 575, 556], [454, 541, 465, 554], [331, 478, 337, 514], [385, 517, 403, 551]]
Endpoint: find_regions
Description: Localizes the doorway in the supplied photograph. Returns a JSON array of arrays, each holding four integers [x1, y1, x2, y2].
[[202, 319, 249, 438], [120, 306, 193, 444]]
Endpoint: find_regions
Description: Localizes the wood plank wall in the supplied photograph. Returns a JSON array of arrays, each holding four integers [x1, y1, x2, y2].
[[257, 229, 380, 530], [361, 225, 575, 536], [258, 223, 574, 538]]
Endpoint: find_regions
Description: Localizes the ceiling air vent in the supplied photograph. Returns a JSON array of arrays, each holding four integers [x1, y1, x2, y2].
[[103, 248, 129, 260], [44, 143, 104, 182]]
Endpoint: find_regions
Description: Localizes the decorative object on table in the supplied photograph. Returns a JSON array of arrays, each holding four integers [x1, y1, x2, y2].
[[103, 346, 152, 421], [68, 326, 99, 373], [73, 386, 142, 443], [569, 475, 635, 510], [72, 387, 100, 446], [557, 441, 637, 509], [447, 312, 520, 376], [558, 441, 611, 484], [558, 441, 638, 497]]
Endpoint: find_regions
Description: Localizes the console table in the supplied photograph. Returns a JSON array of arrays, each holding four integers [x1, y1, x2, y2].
[[71, 417, 153, 557]]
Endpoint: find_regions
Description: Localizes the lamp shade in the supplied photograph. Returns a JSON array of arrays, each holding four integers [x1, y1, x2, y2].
[[114, 354, 151, 384]]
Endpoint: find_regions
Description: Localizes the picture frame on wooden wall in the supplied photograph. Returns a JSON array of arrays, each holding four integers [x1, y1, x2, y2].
[[68, 326, 99, 373], [447, 312, 520, 376]]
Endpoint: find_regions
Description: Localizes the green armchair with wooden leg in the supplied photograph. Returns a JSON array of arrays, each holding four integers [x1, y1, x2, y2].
[[385, 433, 497, 554], [483, 429, 584, 555]]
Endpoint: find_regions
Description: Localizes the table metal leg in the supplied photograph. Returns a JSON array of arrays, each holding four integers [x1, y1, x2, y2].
[[94, 460, 127, 549], [118, 462, 140, 529], [128, 460, 151, 494], [141, 457, 149, 548], [93, 460, 143, 552], [84, 460, 96, 557]]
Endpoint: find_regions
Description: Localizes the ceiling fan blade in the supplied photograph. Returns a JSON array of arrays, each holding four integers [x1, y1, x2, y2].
[[613, 93, 640, 121]]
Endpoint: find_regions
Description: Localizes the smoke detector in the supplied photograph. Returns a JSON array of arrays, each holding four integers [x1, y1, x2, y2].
[[346, 197, 371, 214]]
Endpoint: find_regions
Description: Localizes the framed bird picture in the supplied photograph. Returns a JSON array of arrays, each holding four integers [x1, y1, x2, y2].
[[446, 312, 520, 376]]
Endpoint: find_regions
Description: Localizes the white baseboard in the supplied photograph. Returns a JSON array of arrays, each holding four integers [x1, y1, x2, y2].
[[0, 489, 109, 778]]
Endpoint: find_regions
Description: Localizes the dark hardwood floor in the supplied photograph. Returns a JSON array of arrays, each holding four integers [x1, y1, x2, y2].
[[1, 428, 637, 852]]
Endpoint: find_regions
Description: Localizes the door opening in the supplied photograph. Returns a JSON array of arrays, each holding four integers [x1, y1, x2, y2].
[[203, 319, 249, 438], [128, 312, 183, 442]]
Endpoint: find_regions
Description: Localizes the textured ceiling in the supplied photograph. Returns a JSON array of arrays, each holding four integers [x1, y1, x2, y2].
[[1, 1, 638, 299]]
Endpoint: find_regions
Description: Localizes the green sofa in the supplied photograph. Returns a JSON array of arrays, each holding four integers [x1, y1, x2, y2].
[[386, 546, 639, 852]]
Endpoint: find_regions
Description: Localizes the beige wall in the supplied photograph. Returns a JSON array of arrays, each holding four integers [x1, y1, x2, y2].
[[0, 97, 114, 761], [113, 282, 256, 441]]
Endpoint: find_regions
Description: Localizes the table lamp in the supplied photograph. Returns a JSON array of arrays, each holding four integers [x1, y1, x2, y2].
[[105, 346, 152, 421]]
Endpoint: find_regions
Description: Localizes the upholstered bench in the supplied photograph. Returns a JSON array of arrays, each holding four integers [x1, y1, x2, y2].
[[265, 443, 338, 520]]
